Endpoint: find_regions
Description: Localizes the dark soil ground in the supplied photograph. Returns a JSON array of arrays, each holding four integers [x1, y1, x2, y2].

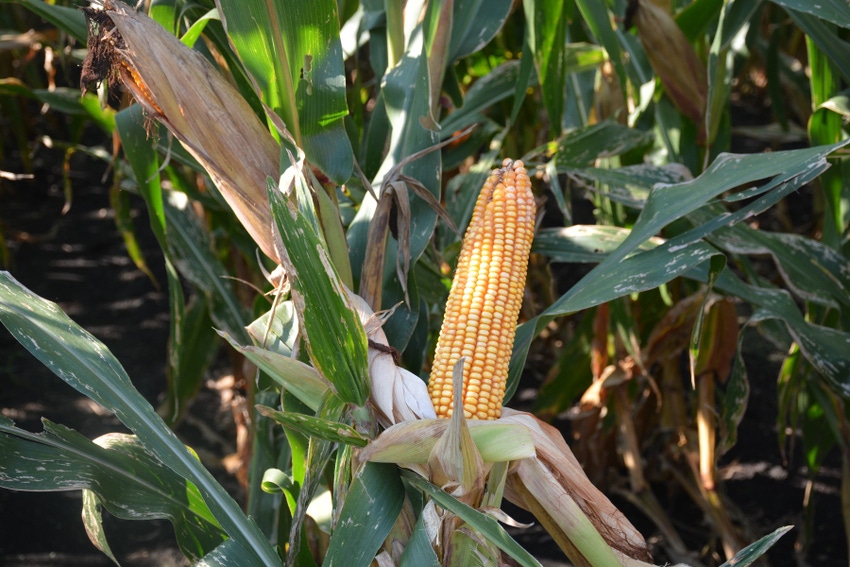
[[1, 144, 188, 566]]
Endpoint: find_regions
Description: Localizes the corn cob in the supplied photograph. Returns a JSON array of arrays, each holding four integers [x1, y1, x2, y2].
[[429, 159, 535, 420]]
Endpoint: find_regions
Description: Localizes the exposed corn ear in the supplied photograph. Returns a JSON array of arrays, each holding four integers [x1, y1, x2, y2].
[[429, 159, 535, 420]]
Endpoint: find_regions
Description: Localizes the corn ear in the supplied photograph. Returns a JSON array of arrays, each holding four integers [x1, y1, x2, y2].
[[87, 1, 281, 263], [429, 159, 535, 420]]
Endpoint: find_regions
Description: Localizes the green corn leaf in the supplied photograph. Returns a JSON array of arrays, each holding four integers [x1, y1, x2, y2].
[[288, 391, 343, 566], [555, 122, 655, 168], [772, 0, 850, 29], [162, 191, 251, 343], [606, 142, 847, 268], [13, 0, 87, 43], [676, 0, 723, 42], [216, 0, 353, 183], [403, 472, 543, 567], [788, 8, 850, 84], [268, 182, 370, 406], [806, 37, 847, 248], [0, 417, 226, 561], [28, 88, 92, 115], [688, 255, 727, 387], [714, 272, 850, 396], [196, 538, 267, 567], [109, 183, 157, 285], [399, 515, 441, 567], [321, 463, 404, 567], [449, 0, 513, 60], [717, 526, 793, 567], [523, 0, 568, 135], [567, 164, 689, 208], [696, 205, 850, 310], [441, 60, 534, 135], [0, 272, 283, 566], [81, 488, 118, 565], [116, 106, 166, 241], [256, 405, 369, 447], [159, 295, 218, 426], [575, 0, 628, 101], [180, 8, 219, 48], [247, 391, 290, 539], [718, 331, 750, 455]]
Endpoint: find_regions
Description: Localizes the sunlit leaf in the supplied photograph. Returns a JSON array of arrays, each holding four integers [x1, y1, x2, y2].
[[217, 0, 353, 182], [0, 272, 282, 566], [268, 183, 370, 406]]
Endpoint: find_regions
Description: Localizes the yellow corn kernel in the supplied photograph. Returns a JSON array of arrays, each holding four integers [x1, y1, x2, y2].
[[429, 159, 535, 420]]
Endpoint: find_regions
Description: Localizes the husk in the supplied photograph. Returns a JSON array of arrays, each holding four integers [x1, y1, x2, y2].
[[93, 1, 281, 262], [360, 419, 534, 464], [633, 0, 707, 141], [347, 290, 437, 425], [500, 408, 653, 564]]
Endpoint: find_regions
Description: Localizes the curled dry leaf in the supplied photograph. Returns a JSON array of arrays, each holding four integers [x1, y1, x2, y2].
[[84, 0, 280, 262]]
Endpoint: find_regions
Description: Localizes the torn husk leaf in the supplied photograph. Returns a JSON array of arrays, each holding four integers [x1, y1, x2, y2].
[[360, 419, 534, 464], [500, 409, 653, 564], [428, 359, 486, 500], [88, 1, 281, 262], [347, 290, 436, 425]]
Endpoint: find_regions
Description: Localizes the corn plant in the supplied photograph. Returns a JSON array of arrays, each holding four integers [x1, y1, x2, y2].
[[2, 0, 850, 565]]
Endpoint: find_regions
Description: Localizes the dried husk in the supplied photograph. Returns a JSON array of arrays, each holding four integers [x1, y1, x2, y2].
[[633, 0, 707, 141], [500, 409, 653, 565], [93, 1, 281, 262], [347, 290, 437, 425], [593, 60, 627, 125]]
